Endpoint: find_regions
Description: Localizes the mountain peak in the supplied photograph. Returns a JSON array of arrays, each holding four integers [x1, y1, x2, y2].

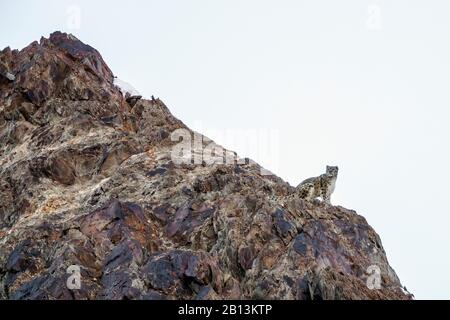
[[0, 33, 412, 300], [0, 31, 116, 106]]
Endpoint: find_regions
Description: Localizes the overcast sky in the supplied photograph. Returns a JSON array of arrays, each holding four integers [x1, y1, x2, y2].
[[1, 0, 449, 299]]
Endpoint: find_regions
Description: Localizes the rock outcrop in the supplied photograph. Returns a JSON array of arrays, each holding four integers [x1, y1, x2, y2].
[[0, 32, 411, 300]]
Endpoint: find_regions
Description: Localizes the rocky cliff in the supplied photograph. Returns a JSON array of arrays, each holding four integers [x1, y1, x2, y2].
[[0, 32, 411, 300]]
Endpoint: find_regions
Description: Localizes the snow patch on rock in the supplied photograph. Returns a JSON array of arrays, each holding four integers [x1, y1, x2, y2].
[[5, 72, 15, 81], [114, 77, 141, 97]]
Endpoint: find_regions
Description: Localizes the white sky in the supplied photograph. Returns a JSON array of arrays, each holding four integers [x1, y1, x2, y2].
[[1, 0, 449, 299]]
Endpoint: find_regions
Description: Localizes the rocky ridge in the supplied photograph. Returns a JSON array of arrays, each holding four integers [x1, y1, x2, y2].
[[0, 32, 411, 300]]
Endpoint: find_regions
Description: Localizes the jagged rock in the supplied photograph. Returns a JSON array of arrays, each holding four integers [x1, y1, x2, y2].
[[126, 94, 142, 107], [0, 32, 412, 300], [0, 60, 15, 82]]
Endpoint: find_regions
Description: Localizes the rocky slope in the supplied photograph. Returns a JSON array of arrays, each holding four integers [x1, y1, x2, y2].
[[0, 32, 411, 300]]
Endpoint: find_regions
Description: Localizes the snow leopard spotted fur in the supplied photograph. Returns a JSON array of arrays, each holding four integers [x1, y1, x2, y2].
[[296, 165, 338, 204]]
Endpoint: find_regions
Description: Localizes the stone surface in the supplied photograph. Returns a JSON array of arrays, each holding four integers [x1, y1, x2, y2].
[[0, 32, 412, 300]]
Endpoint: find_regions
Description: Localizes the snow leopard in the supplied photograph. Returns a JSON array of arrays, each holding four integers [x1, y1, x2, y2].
[[296, 165, 338, 204]]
